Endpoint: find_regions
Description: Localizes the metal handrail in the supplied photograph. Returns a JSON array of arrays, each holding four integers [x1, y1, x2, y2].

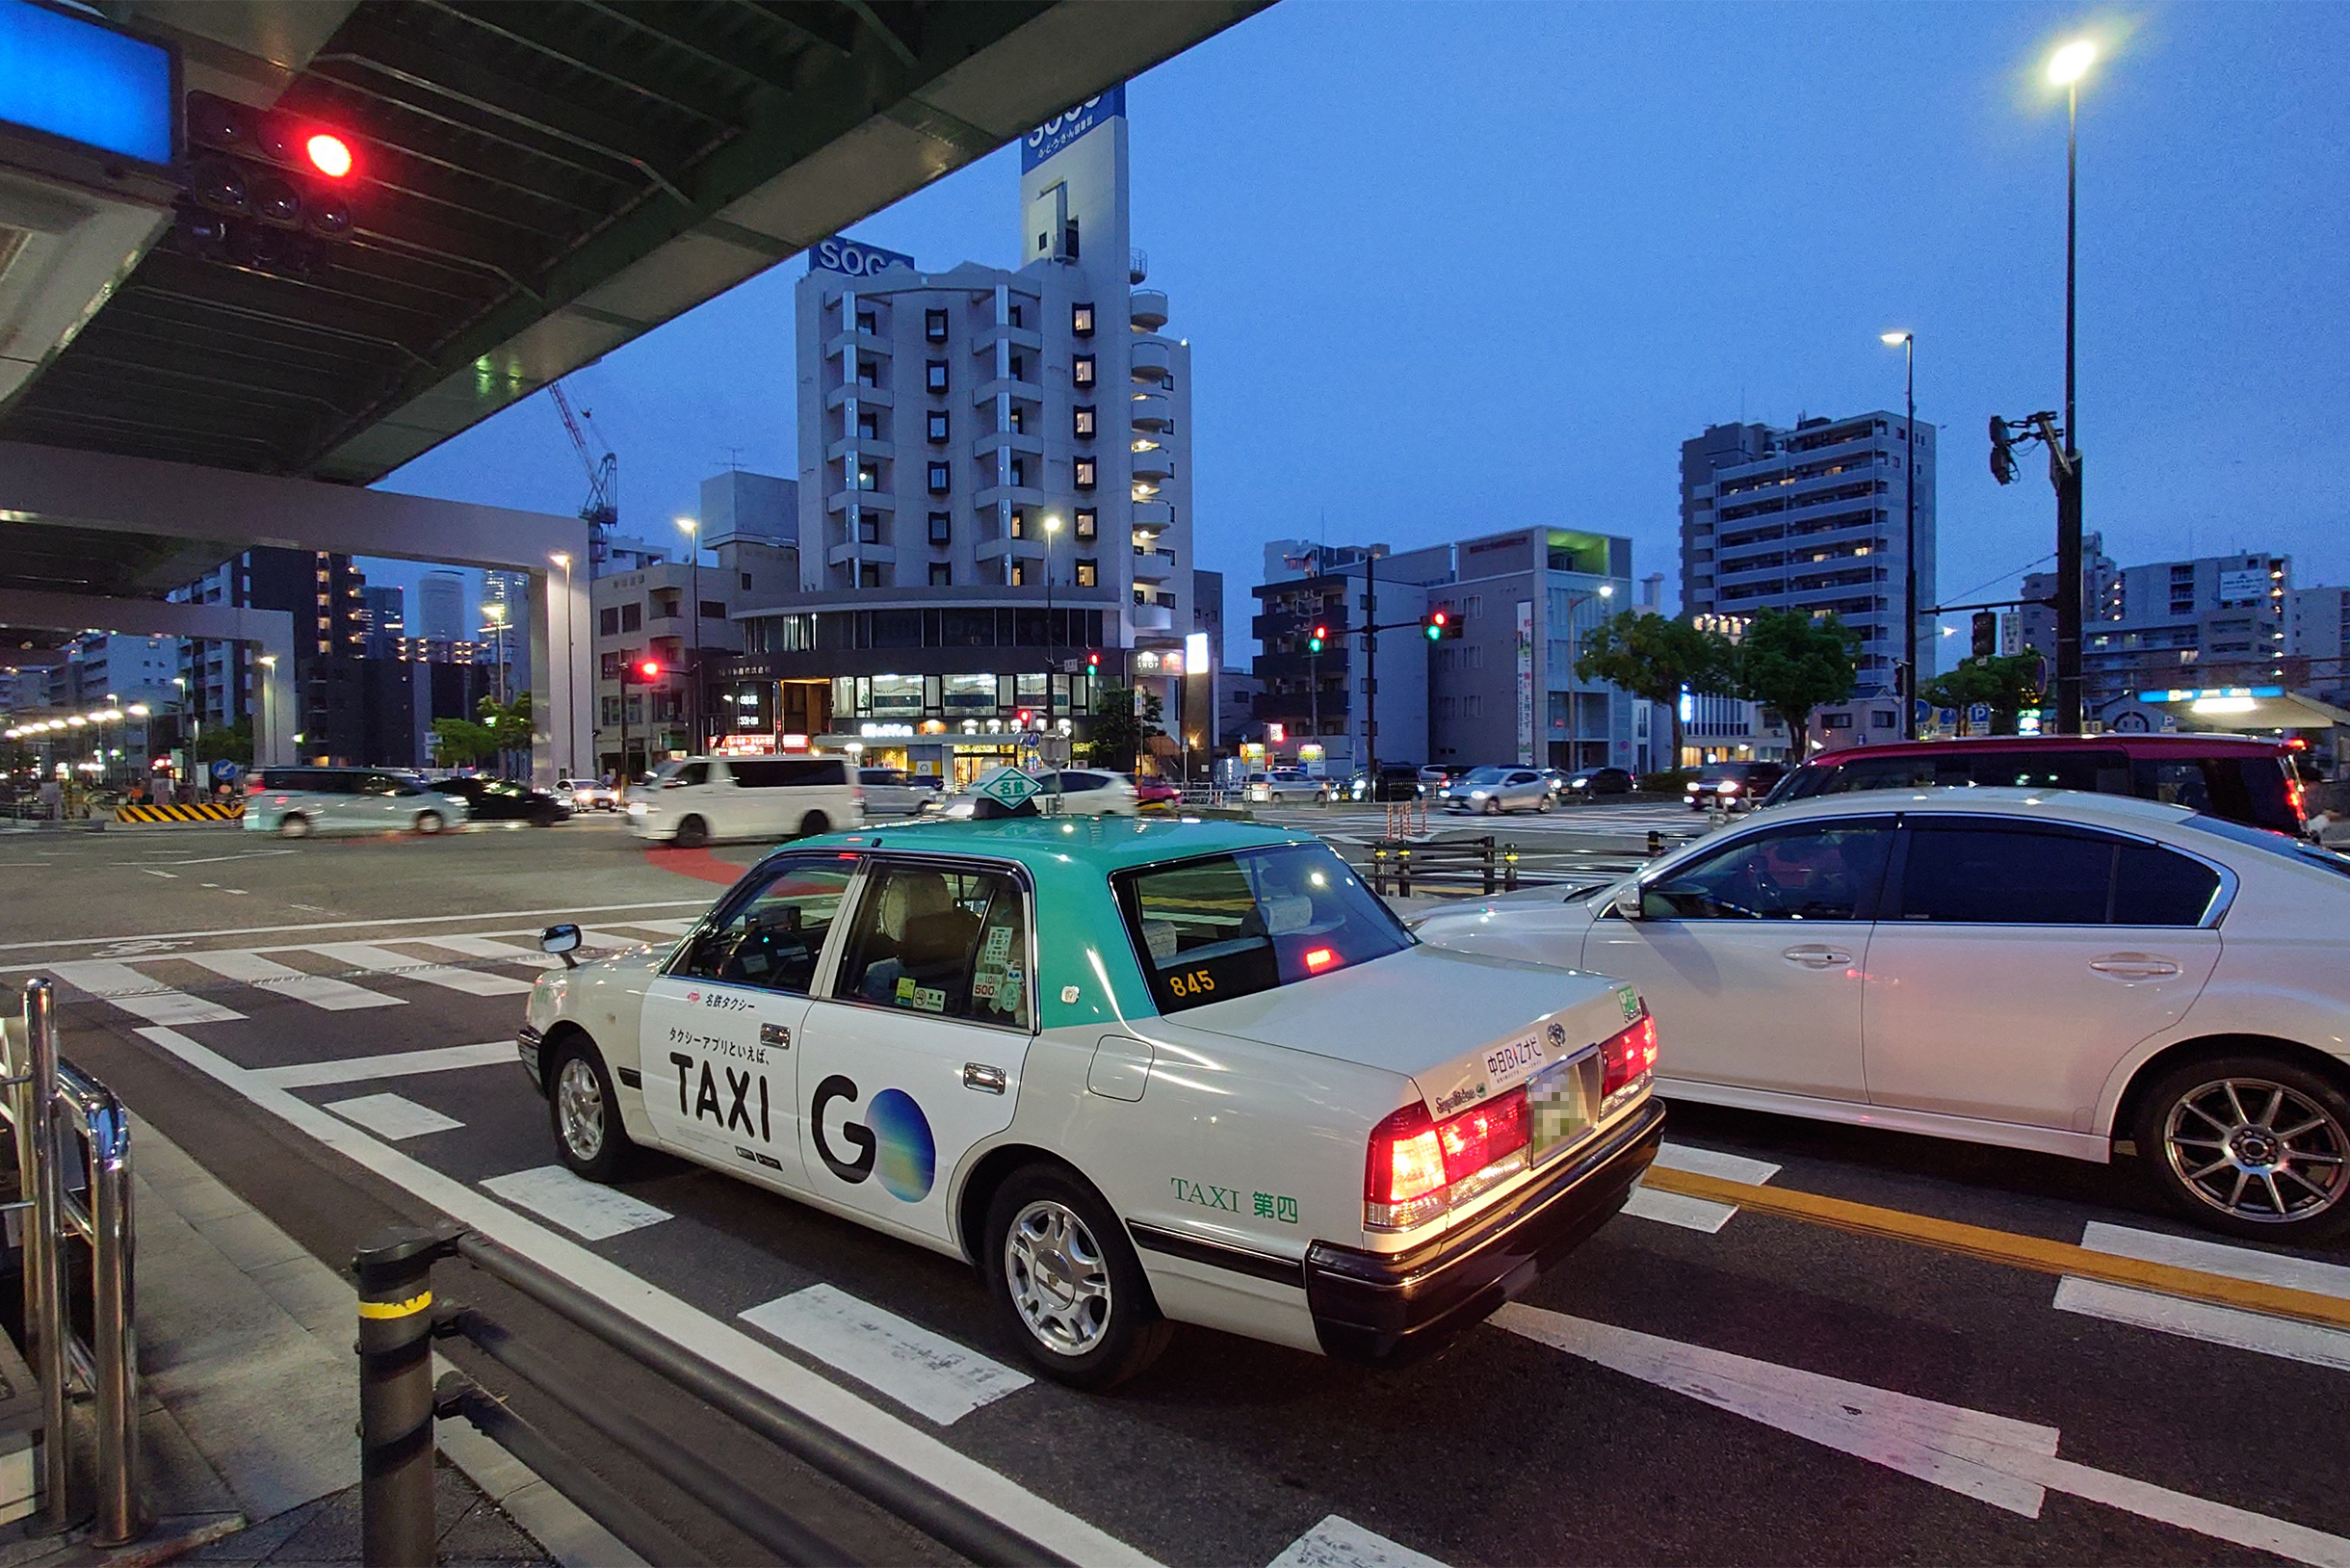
[[8, 980, 144, 1545]]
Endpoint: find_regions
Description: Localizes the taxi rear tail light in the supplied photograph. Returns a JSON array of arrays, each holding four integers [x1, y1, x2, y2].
[[1364, 1087, 1531, 1231], [1600, 1013, 1659, 1112]]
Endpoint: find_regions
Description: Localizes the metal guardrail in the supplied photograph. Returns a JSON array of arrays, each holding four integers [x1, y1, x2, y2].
[[8, 980, 144, 1545], [354, 1225, 1077, 1568], [1368, 835, 1521, 898]]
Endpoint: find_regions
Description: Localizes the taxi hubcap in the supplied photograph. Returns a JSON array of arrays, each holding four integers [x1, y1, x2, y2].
[[2164, 1077, 2346, 1224], [1005, 1199, 1110, 1356], [558, 1058, 605, 1163]]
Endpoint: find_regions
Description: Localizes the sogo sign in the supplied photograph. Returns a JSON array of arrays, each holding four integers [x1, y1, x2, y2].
[[807, 235, 916, 278], [1020, 84, 1125, 171]]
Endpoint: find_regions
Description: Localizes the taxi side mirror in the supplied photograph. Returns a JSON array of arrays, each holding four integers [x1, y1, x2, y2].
[[1611, 883, 1647, 922], [540, 924, 582, 968]]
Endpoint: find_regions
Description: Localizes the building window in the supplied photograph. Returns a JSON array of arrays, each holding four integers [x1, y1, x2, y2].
[[739, 572, 753, 590], [1009, 405, 1027, 434], [928, 510, 952, 547], [855, 306, 876, 333], [1008, 353, 1027, 382], [1073, 353, 1095, 388], [1075, 457, 1097, 490], [857, 358, 879, 387], [1010, 562, 1028, 588], [1008, 302, 1025, 328], [1009, 508, 1027, 539], [927, 462, 951, 494], [857, 464, 878, 491], [929, 562, 953, 587], [925, 308, 948, 341], [1072, 302, 1094, 336], [859, 562, 882, 588], [857, 408, 879, 439], [1075, 508, 1097, 541], [620, 603, 641, 633], [1008, 457, 1028, 488], [598, 607, 618, 636], [926, 360, 948, 394], [912, 409, 941, 445], [1075, 559, 1098, 588], [700, 600, 726, 622], [1074, 405, 1095, 439]]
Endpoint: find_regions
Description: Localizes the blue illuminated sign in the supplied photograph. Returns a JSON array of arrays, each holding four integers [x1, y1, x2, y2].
[[0, 0, 173, 165], [1021, 85, 1124, 172], [807, 235, 917, 278]]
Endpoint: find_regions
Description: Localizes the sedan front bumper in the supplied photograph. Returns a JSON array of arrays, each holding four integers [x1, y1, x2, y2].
[[1304, 1096, 1664, 1363]]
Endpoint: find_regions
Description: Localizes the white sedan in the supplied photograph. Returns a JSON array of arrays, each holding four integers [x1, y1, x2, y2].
[[516, 820, 1662, 1386], [1412, 788, 2350, 1241], [926, 769, 1138, 819]]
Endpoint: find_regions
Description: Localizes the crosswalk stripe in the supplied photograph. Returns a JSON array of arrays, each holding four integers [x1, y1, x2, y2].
[[179, 949, 405, 1010], [254, 1042, 516, 1089], [1266, 1516, 1449, 1568], [2051, 1221, 2350, 1372], [740, 1284, 1031, 1425], [305, 942, 535, 997], [413, 934, 560, 969], [326, 1092, 464, 1140], [481, 1165, 669, 1241], [42, 960, 244, 1026]]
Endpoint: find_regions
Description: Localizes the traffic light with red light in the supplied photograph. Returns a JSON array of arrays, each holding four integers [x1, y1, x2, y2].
[[1423, 609, 1463, 641], [1307, 623, 1327, 654], [1086, 651, 1101, 669], [177, 90, 361, 275], [639, 661, 661, 681], [1015, 708, 1034, 728]]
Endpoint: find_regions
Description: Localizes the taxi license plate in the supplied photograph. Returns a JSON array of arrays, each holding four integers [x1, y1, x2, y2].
[[1528, 1048, 1602, 1164]]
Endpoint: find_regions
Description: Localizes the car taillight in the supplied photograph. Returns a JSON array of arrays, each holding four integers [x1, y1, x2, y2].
[[2286, 774, 2307, 823], [1365, 1087, 1531, 1231], [1600, 1012, 1659, 1111]]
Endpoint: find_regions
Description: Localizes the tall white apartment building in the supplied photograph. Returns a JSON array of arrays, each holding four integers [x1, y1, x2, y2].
[[790, 86, 1192, 661]]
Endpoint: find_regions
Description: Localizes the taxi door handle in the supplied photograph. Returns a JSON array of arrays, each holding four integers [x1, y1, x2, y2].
[[962, 1062, 1006, 1095], [2089, 954, 2180, 980], [1781, 945, 1850, 969]]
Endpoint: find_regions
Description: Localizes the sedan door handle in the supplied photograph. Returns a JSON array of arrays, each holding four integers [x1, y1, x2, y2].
[[1781, 945, 1852, 969], [962, 1062, 1007, 1095], [2089, 954, 2181, 980]]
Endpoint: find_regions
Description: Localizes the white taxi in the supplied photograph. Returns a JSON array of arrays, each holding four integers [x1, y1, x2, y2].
[[517, 818, 1662, 1387]]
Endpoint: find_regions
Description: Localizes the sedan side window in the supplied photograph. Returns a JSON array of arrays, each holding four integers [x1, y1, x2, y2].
[[1642, 823, 1893, 921], [677, 860, 854, 993], [834, 863, 1032, 1030], [1893, 824, 2115, 925]]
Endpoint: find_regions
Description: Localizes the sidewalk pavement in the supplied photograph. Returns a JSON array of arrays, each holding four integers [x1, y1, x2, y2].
[[0, 1114, 645, 1568]]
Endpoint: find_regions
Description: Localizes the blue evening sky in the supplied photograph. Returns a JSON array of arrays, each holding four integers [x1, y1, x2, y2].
[[375, 1, 2349, 656]]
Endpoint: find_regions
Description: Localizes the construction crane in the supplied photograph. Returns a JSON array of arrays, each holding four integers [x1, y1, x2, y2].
[[549, 380, 616, 569]]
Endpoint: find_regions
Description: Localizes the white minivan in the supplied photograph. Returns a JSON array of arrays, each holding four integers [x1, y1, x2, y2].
[[626, 755, 862, 847]]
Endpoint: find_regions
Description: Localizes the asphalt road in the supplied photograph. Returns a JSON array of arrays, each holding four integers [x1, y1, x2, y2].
[[8, 816, 2348, 1567]]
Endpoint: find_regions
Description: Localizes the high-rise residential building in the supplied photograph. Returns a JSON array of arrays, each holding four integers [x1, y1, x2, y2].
[[481, 569, 532, 693], [713, 88, 1191, 785], [170, 549, 374, 761], [360, 586, 405, 659], [2288, 586, 2350, 706], [416, 571, 466, 644], [1680, 410, 1937, 698], [2017, 531, 2122, 666], [2084, 552, 2291, 717]]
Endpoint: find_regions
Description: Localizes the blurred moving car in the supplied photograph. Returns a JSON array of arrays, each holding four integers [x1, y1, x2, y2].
[[627, 755, 862, 847], [1556, 767, 1636, 800], [1247, 769, 1329, 804], [440, 776, 572, 825], [927, 769, 1139, 819], [1438, 766, 1554, 815], [1130, 775, 1182, 810], [1762, 733, 2308, 837], [1345, 765, 1425, 802], [1413, 788, 2350, 1241], [1684, 761, 1786, 811], [559, 777, 619, 812], [243, 768, 470, 838], [521, 818, 1663, 1383], [857, 768, 940, 817]]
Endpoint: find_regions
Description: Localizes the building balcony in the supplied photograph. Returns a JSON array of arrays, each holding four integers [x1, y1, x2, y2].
[[1129, 391, 1171, 431], [970, 376, 1043, 408], [975, 534, 1047, 562], [822, 328, 890, 358], [1132, 499, 1174, 531], [1129, 336, 1172, 382], [824, 488, 896, 515], [1133, 547, 1178, 583], [1130, 603, 1173, 633], [971, 324, 1043, 354], [1129, 445, 1173, 482], [824, 436, 895, 464], [973, 483, 1056, 511], [824, 383, 893, 410], [1129, 289, 1168, 329], [973, 431, 1047, 462]]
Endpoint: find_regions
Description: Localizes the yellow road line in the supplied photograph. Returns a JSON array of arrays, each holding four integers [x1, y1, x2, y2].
[[1638, 1164, 2350, 1333]]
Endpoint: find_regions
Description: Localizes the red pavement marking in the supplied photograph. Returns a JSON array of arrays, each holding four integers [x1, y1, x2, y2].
[[641, 846, 744, 885]]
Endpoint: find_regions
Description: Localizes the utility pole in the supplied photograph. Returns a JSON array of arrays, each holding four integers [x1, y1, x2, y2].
[[2050, 39, 2095, 734], [1363, 550, 1379, 778]]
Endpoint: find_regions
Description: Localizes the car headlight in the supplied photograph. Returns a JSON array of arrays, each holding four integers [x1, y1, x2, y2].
[[1469, 790, 1488, 798], [1570, 776, 1590, 787], [626, 801, 647, 817], [1718, 781, 1740, 794]]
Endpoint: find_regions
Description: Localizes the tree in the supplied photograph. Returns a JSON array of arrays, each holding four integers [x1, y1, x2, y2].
[[1575, 612, 1734, 771], [1727, 608, 1861, 762], [192, 717, 253, 767], [1921, 650, 2046, 735], [477, 692, 534, 774], [430, 718, 498, 768], [1085, 684, 1162, 774]]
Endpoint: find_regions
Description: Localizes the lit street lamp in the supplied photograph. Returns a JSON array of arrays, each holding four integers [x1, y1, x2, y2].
[[1043, 513, 1063, 726], [676, 517, 700, 754], [1880, 330, 1918, 737], [2047, 36, 2095, 733]]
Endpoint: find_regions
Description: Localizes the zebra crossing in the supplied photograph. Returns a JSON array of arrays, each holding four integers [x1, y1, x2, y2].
[[21, 917, 699, 1024]]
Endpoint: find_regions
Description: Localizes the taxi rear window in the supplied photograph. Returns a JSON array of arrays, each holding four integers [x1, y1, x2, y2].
[[1113, 844, 1412, 1014]]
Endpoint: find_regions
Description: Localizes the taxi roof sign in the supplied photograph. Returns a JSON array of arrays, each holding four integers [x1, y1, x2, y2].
[[974, 767, 1040, 807]]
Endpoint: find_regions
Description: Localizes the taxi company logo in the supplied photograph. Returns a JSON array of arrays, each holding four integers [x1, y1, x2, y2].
[[1546, 1022, 1568, 1050], [812, 1075, 935, 1201], [1432, 1081, 1488, 1116]]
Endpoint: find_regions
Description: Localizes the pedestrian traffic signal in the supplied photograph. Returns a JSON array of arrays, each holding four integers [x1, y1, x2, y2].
[[1988, 415, 2020, 486], [1423, 609, 1463, 640], [177, 91, 361, 275], [1307, 623, 1327, 654], [1971, 610, 1998, 660]]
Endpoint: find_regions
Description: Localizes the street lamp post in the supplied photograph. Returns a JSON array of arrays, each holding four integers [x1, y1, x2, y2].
[[551, 552, 573, 780], [1880, 330, 1918, 738], [1043, 514, 1062, 728], [676, 518, 700, 754], [256, 654, 276, 770], [2048, 38, 2095, 734]]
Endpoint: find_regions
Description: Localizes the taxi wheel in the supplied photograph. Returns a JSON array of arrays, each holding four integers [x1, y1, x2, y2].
[[547, 1036, 634, 1183], [673, 815, 710, 849], [414, 811, 445, 835], [2135, 1055, 2350, 1241], [984, 1165, 1171, 1390], [277, 814, 311, 839]]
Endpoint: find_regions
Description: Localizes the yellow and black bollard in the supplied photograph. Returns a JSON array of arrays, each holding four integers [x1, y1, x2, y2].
[[354, 1226, 457, 1568]]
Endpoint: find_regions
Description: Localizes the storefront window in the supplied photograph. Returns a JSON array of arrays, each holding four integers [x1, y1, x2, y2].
[[943, 673, 996, 715], [870, 674, 923, 718]]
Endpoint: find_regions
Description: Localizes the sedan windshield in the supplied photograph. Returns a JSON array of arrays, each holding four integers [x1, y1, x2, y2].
[[1115, 844, 1412, 1014]]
